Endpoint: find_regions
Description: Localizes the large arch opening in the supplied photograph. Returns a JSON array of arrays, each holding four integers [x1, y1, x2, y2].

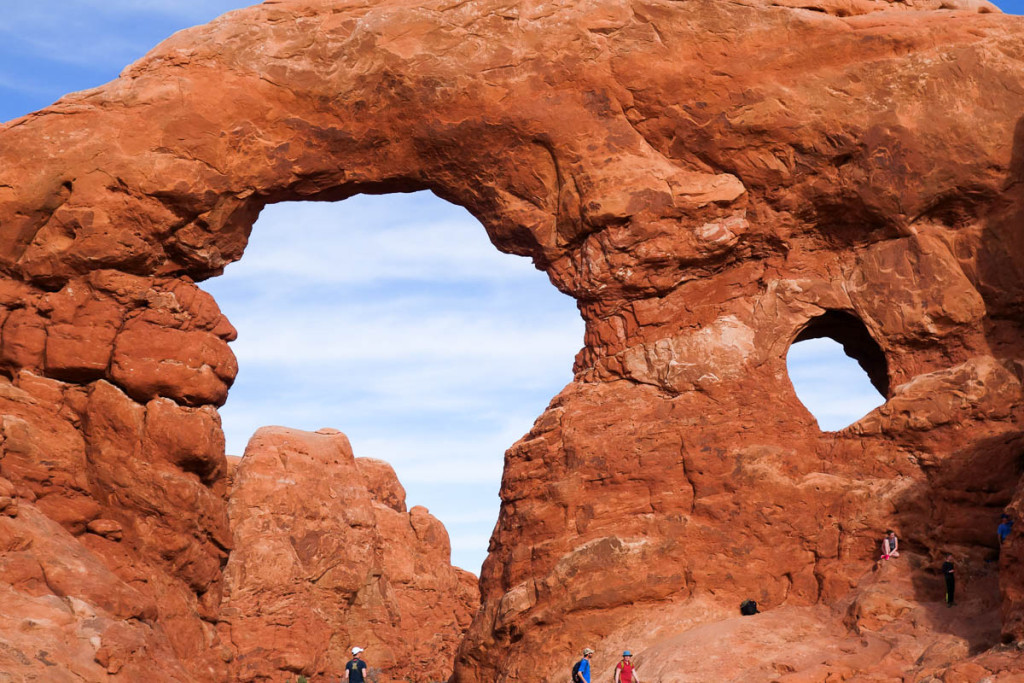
[[786, 310, 889, 431], [201, 190, 584, 574]]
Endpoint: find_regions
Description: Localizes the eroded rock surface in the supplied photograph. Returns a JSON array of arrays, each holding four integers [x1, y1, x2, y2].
[[219, 427, 479, 682], [1, 0, 1024, 680]]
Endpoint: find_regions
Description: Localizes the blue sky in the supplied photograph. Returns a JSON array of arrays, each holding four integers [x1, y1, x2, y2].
[[2, 1, 1001, 572], [204, 195, 584, 573]]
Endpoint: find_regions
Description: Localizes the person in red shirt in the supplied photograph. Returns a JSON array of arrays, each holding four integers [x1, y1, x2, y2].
[[614, 650, 641, 683]]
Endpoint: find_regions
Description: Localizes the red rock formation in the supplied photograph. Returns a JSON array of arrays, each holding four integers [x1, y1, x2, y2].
[[219, 427, 478, 682], [0, 0, 1023, 680]]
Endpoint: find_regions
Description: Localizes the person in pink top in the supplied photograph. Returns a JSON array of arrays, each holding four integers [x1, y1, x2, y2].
[[614, 650, 641, 683]]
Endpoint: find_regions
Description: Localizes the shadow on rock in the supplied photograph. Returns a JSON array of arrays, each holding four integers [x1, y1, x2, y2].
[[884, 432, 1024, 655]]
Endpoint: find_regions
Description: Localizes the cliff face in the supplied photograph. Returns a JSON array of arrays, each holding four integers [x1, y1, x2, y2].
[[1, 0, 1024, 680], [220, 427, 478, 682]]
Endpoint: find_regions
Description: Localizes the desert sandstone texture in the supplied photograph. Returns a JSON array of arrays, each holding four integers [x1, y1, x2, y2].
[[221, 428, 478, 681], [1, 0, 1024, 680]]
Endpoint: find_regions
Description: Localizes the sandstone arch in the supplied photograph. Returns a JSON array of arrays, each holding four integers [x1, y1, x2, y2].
[[2, 0, 1024, 680]]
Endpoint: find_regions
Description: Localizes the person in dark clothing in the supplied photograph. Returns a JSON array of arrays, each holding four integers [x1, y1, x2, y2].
[[942, 554, 956, 607], [344, 646, 368, 682]]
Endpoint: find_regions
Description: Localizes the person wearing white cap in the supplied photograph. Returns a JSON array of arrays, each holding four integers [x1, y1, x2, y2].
[[573, 648, 594, 682], [343, 646, 367, 682], [614, 650, 640, 683]]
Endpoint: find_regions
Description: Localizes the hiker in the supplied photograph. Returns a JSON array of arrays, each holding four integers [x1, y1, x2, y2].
[[614, 650, 641, 683], [942, 554, 956, 607], [998, 514, 1013, 544], [881, 530, 899, 559], [343, 646, 367, 682], [573, 647, 594, 683]]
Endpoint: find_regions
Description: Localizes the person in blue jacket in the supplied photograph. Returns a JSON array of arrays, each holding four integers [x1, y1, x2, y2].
[[998, 514, 1013, 544]]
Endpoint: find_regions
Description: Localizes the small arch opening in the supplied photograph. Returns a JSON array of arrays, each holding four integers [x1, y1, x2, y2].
[[786, 310, 889, 431]]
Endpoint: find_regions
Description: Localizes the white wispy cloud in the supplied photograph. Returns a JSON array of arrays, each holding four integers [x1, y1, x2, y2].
[[75, 0, 249, 20], [428, 508, 502, 525], [0, 73, 55, 98], [450, 533, 496, 551], [205, 192, 582, 573], [227, 198, 542, 286], [787, 337, 885, 431], [228, 312, 579, 367], [0, 2, 247, 73]]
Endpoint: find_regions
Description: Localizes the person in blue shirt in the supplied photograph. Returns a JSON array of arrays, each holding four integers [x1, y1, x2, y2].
[[575, 647, 594, 682], [998, 514, 1013, 544]]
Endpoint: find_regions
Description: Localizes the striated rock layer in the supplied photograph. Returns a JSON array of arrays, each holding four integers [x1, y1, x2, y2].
[[220, 427, 478, 682], [1, 0, 1024, 680]]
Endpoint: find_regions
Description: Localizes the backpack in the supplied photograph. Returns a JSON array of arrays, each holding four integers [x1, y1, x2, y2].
[[740, 599, 758, 616], [571, 658, 582, 681]]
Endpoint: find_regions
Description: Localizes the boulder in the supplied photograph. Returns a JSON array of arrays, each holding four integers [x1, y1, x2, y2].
[[219, 427, 479, 683]]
